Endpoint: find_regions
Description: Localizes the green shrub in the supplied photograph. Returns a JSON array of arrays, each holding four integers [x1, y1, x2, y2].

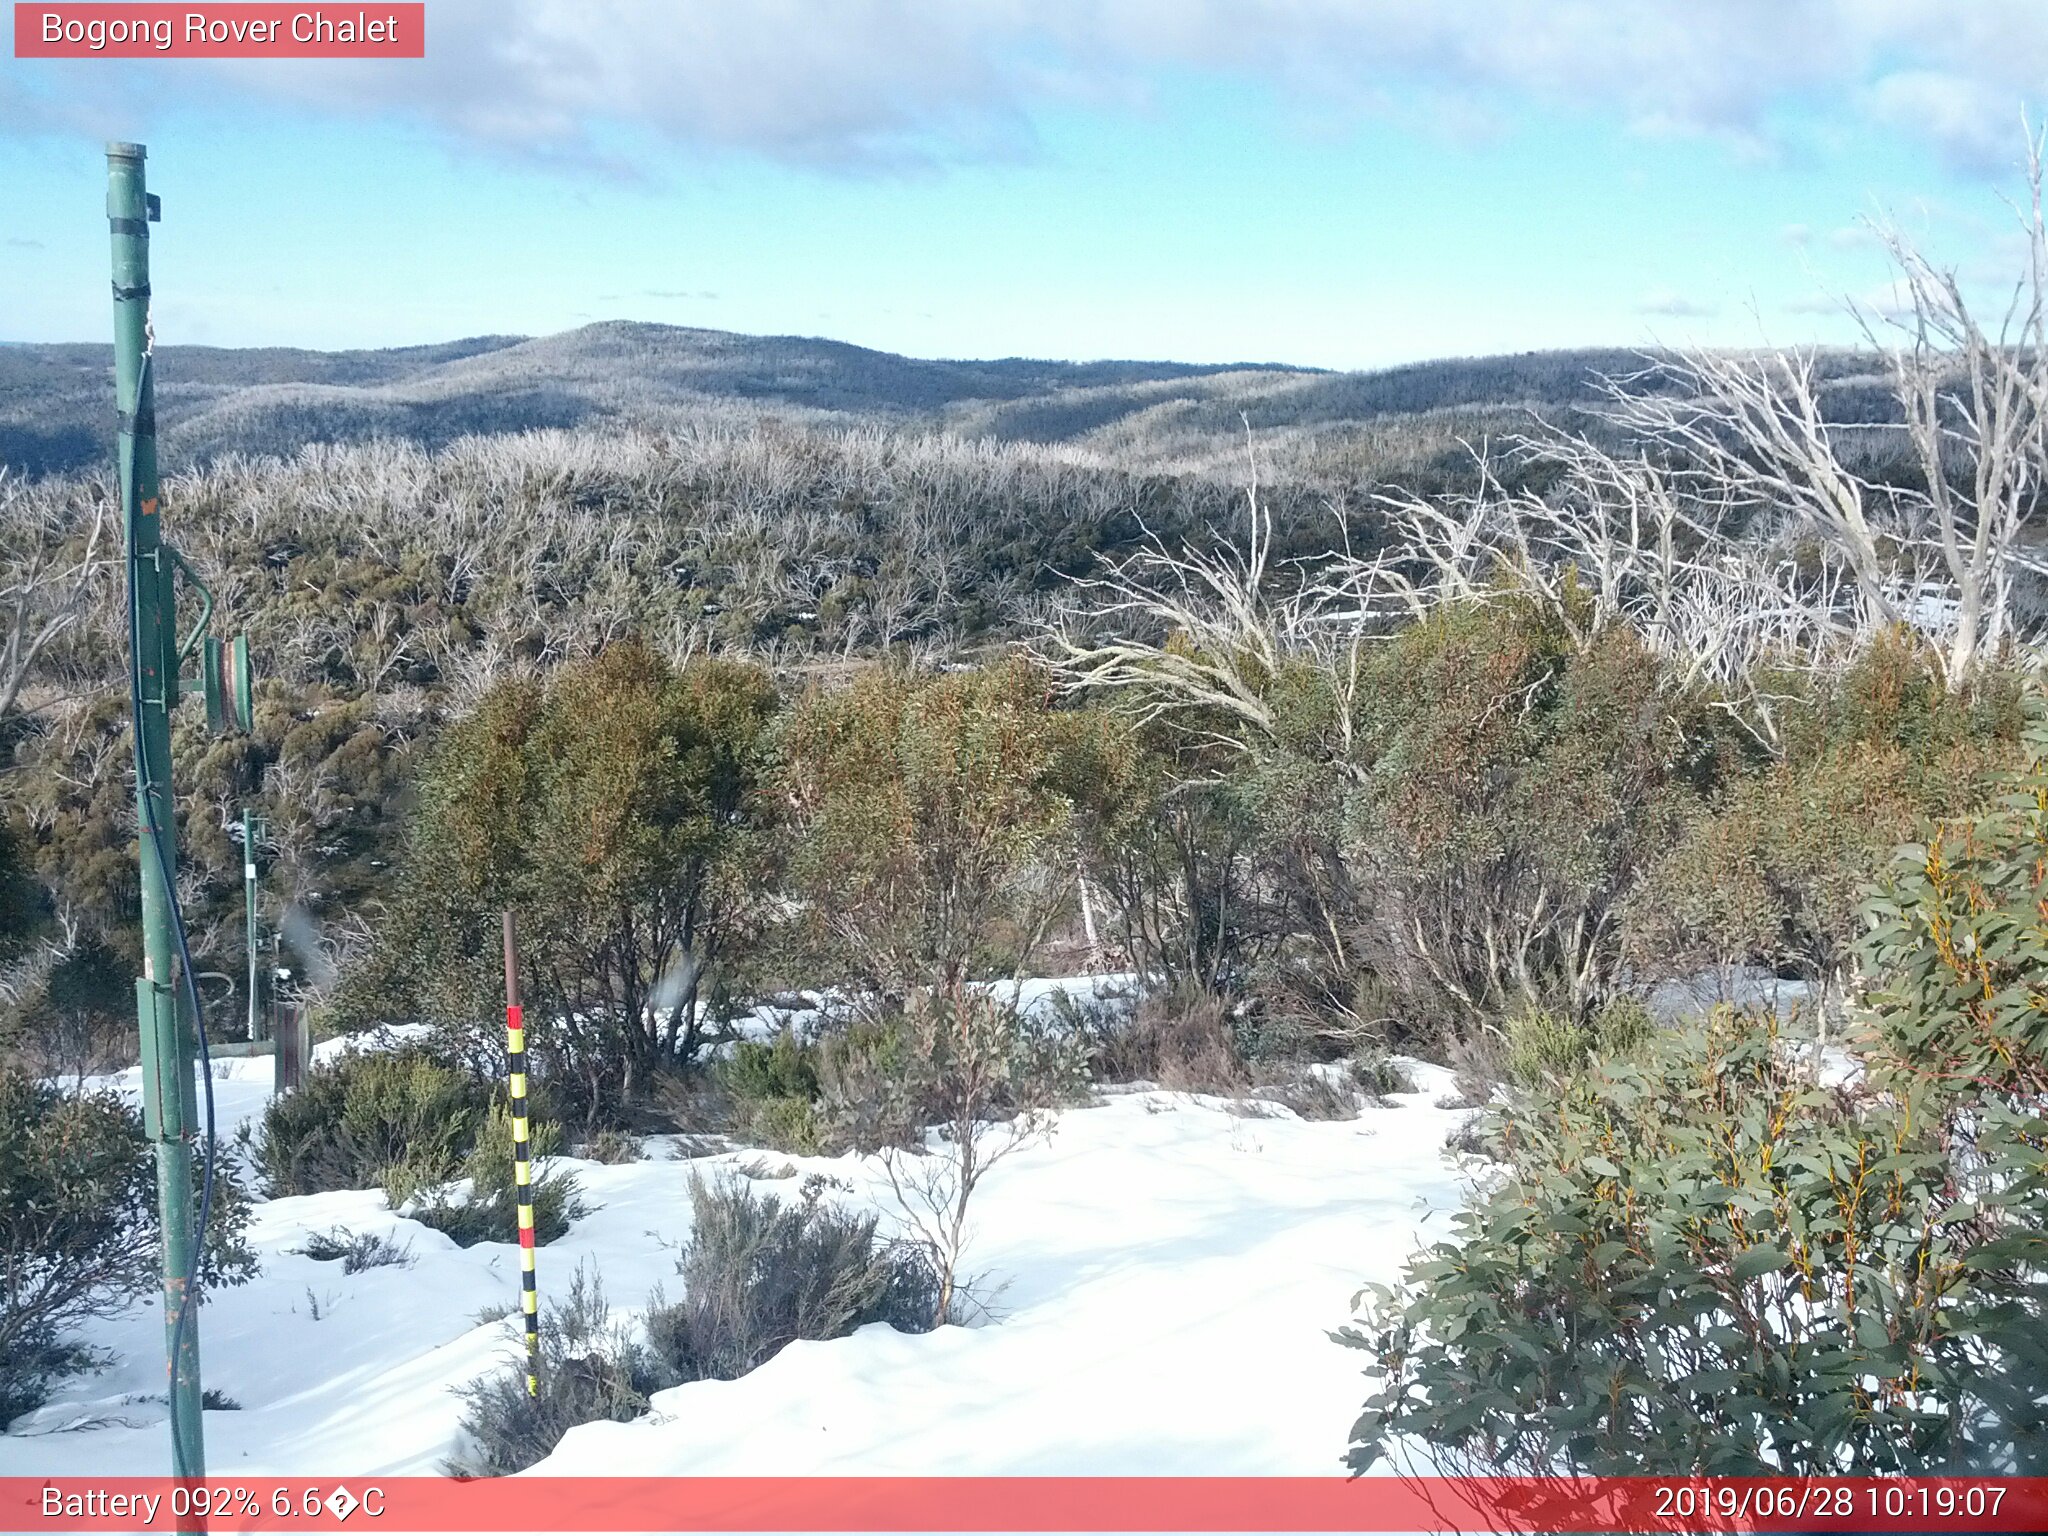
[[720, 1030, 820, 1102], [345, 645, 780, 1126], [1339, 1011, 2048, 1477], [813, 1011, 930, 1153], [258, 1045, 488, 1196], [718, 1000, 1078, 1157], [1863, 709, 2048, 1098], [407, 1104, 585, 1248], [1630, 643, 2025, 1000], [719, 1029, 827, 1153], [643, 1174, 937, 1384], [1, 1069, 257, 1423], [777, 659, 1090, 991], [1337, 603, 1699, 1040], [734, 1094, 827, 1157], [1500, 1006, 1587, 1090], [451, 1266, 665, 1476], [1500, 994, 1651, 1091]]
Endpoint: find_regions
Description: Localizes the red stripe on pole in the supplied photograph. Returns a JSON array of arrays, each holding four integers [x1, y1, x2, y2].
[[6, 1477, 2048, 1532], [518, 1225, 537, 1249], [506, 1003, 523, 1032]]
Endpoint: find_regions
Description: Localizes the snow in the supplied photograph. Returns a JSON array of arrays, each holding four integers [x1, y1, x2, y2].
[[2, 990, 1471, 1481], [1644, 965, 1812, 1025]]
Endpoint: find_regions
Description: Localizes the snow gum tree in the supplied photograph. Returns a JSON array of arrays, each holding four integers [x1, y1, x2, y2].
[[336, 642, 779, 1123], [776, 657, 1094, 995]]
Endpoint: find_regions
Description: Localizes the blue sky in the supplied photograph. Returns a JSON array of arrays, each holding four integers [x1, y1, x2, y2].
[[3, 2, 2044, 369]]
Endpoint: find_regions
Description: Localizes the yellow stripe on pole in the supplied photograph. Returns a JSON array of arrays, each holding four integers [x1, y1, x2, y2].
[[504, 910, 540, 1401]]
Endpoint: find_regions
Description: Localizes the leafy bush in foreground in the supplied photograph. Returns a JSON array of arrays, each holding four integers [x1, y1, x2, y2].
[[258, 1045, 488, 1196], [455, 1177, 935, 1475], [1338, 1012, 2048, 1476], [1862, 710, 2048, 1098], [644, 1173, 937, 1383], [1, 1069, 257, 1424], [451, 1267, 665, 1477], [406, 1105, 585, 1249]]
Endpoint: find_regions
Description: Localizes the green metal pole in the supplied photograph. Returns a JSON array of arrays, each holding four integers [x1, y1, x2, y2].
[[110, 140, 207, 1484], [243, 808, 261, 1042]]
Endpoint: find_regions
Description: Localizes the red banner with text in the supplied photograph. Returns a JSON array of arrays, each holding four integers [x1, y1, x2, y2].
[[13, 4, 424, 58], [6, 1476, 2048, 1533]]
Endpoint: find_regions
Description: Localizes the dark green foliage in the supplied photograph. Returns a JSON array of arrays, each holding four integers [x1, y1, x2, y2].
[[257, 1045, 489, 1197], [719, 1030, 818, 1109], [0, 815, 40, 965], [0, 1069, 257, 1424], [341, 644, 778, 1124], [778, 659, 1091, 992], [643, 1174, 938, 1384], [722, 1012, 944, 1157], [452, 1266, 666, 1477], [1862, 708, 2048, 1099], [1339, 1012, 2048, 1477], [407, 1104, 585, 1249], [1065, 715, 1272, 999], [1337, 598, 1697, 1038], [0, 937, 133, 1081], [1633, 638, 2027, 998], [1501, 994, 1653, 1091], [812, 1011, 932, 1153], [717, 1030, 827, 1153]]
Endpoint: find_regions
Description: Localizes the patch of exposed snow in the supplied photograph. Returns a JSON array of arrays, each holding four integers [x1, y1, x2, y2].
[[6, 986, 1468, 1479]]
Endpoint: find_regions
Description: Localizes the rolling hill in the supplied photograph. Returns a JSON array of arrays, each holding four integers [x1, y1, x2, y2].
[[0, 322, 1644, 479]]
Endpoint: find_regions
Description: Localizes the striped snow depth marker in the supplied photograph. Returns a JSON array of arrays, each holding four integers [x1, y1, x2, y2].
[[503, 910, 539, 1399]]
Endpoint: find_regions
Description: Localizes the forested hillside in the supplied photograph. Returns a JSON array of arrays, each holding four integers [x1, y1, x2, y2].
[[3, 323, 1847, 479]]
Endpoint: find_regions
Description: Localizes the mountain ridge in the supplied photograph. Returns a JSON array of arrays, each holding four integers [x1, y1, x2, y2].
[[0, 319, 1643, 479]]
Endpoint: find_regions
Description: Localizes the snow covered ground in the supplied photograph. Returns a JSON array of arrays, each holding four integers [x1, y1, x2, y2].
[[1, 1000, 1472, 1480]]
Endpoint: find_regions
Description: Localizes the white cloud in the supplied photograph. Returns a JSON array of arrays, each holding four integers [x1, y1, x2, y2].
[[1636, 288, 1719, 318], [10, 1, 2048, 178], [1786, 278, 1913, 320]]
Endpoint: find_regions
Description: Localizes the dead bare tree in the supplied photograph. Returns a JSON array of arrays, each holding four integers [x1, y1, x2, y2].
[[1592, 132, 2048, 688], [877, 985, 1060, 1326], [0, 474, 111, 720], [1859, 127, 2048, 683]]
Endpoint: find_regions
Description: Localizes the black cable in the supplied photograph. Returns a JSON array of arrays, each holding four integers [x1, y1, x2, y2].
[[124, 351, 217, 1476]]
